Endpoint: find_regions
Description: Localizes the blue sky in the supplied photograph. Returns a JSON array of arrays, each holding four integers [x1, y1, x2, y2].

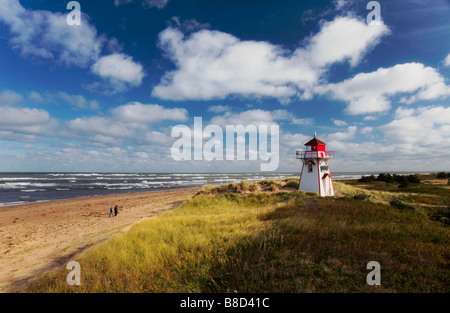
[[0, 0, 449, 173]]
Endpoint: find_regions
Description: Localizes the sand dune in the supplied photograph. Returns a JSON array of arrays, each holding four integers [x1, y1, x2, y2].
[[0, 189, 198, 292]]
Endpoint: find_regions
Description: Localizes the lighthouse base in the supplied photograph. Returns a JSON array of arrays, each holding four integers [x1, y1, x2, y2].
[[298, 160, 335, 197]]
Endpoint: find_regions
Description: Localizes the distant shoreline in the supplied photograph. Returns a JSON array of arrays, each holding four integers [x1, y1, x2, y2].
[[0, 171, 439, 209], [0, 185, 200, 209]]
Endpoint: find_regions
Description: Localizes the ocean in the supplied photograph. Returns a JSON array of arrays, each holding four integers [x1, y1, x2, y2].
[[0, 171, 404, 207]]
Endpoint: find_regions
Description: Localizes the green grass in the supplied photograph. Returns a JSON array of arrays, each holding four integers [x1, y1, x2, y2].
[[25, 180, 450, 293]]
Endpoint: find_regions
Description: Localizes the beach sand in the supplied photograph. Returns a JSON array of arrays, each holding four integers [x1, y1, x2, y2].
[[0, 188, 198, 292]]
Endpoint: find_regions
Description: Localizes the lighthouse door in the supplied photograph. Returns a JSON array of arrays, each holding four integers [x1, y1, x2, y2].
[[322, 173, 331, 196]]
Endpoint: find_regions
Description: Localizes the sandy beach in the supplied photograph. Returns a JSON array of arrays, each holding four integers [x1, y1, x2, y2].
[[0, 188, 198, 292]]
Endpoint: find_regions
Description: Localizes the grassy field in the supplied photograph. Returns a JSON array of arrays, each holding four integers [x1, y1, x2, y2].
[[26, 177, 449, 293]]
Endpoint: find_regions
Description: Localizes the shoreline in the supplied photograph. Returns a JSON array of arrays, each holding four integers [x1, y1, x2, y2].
[[0, 186, 201, 209], [0, 188, 199, 292]]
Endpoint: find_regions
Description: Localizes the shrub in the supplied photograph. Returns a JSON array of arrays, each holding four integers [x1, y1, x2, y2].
[[407, 174, 421, 183], [358, 175, 376, 182], [353, 193, 369, 200], [390, 199, 414, 211], [377, 173, 394, 183], [285, 181, 299, 189], [398, 181, 409, 188], [436, 172, 448, 179]]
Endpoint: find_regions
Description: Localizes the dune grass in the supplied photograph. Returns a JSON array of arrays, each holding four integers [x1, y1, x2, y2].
[[25, 179, 450, 293]]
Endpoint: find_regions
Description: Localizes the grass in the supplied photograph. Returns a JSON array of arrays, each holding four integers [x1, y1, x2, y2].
[[25, 178, 450, 293]]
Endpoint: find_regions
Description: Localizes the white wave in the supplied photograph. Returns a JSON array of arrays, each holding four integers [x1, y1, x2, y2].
[[0, 201, 26, 207], [0, 177, 47, 181]]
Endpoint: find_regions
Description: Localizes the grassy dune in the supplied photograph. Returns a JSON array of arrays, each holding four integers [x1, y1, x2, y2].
[[26, 178, 449, 293]]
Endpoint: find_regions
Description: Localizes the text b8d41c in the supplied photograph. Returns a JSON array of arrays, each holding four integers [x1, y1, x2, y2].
[[224, 297, 269, 308]]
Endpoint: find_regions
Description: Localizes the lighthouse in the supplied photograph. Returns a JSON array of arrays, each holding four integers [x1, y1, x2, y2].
[[296, 133, 335, 197]]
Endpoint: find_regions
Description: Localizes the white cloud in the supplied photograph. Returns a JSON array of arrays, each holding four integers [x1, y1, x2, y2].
[[168, 17, 210, 33], [114, 0, 168, 9], [361, 126, 374, 134], [332, 119, 348, 126], [0, 1, 144, 93], [0, 0, 103, 67], [91, 53, 145, 91], [28, 91, 44, 103], [0, 105, 56, 141], [209, 109, 306, 128], [152, 16, 389, 101], [291, 117, 314, 126], [114, 0, 134, 6], [363, 115, 379, 121], [316, 63, 450, 115], [327, 126, 357, 141], [0, 107, 50, 126], [67, 116, 137, 138], [0, 90, 23, 106], [210, 109, 278, 127], [66, 102, 188, 145], [379, 106, 450, 147], [305, 16, 389, 68], [0, 131, 39, 143], [142, 0, 168, 9], [55, 92, 100, 110], [444, 54, 450, 67], [281, 133, 311, 148], [110, 102, 188, 123], [208, 105, 231, 113]]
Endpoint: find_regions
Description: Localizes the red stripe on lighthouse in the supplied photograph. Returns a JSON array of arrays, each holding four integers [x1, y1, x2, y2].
[[317, 160, 322, 197], [298, 161, 304, 190]]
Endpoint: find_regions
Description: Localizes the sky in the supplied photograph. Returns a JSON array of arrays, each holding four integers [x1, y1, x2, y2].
[[0, 0, 449, 173]]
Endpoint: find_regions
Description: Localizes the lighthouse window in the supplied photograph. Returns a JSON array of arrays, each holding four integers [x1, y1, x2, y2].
[[321, 165, 329, 171], [308, 163, 313, 173]]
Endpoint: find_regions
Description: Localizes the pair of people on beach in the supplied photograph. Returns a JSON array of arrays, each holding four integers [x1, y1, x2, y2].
[[109, 205, 118, 217]]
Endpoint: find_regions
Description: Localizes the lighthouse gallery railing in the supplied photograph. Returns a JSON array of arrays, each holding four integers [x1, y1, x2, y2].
[[296, 151, 335, 159]]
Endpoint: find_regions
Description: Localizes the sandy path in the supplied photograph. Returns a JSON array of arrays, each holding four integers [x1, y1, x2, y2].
[[0, 189, 198, 292]]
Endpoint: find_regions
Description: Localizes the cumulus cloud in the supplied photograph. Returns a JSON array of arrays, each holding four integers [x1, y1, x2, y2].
[[91, 53, 145, 92], [0, 90, 23, 106], [305, 16, 389, 68], [332, 119, 348, 126], [167, 17, 210, 33], [0, 107, 50, 126], [0, 1, 144, 93], [0, 101, 56, 141], [444, 54, 450, 67], [327, 126, 357, 141], [361, 126, 373, 134], [110, 102, 188, 123], [209, 109, 305, 128], [66, 102, 188, 147], [0, 0, 103, 67], [152, 16, 389, 101], [379, 106, 450, 147], [67, 116, 137, 138], [54, 92, 100, 110], [0, 89, 55, 139], [316, 63, 450, 115], [207, 105, 231, 113]]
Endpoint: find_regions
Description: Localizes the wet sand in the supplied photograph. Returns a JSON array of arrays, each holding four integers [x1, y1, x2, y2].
[[0, 188, 198, 292]]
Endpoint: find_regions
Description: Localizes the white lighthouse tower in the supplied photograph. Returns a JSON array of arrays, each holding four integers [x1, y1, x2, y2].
[[296, 133, 335, 197]]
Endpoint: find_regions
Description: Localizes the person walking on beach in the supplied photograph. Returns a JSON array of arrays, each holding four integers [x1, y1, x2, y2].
[[109, 206, 114, 218], [114, 205, 118, 217]]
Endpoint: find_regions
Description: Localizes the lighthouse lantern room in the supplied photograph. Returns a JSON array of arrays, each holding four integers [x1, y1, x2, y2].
[[296, 133, 335, 197]]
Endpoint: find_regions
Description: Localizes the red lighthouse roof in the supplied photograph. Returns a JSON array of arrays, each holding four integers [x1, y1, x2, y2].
[[304, 132, 326, 146], [304, 137, 326, 146]]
